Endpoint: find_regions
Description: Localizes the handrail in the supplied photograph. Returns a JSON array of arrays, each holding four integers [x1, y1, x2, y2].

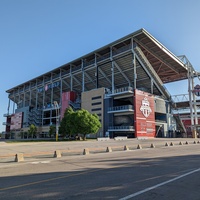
[[108, 126, 134, 130], [114, 86, 133, 94], [108, 105, 134, 112]]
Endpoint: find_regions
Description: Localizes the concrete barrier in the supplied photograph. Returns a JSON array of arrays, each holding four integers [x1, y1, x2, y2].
[[114, 136, 128, 140], [106, 147, 112, 152], [170, 142, 174, 146], [124, 145, 129, 151], [165, 142, 169, 146], [97, 137, 110, 141], [179, 141, 183, 145], [150, 143, 155, 148], [54, 150, 61, 158], [185, 141, 189, 145], [15, 153, 24, 162], [137, 144, 142, 149], [193, 141, 197, 144], [83, 148, 89, 155]]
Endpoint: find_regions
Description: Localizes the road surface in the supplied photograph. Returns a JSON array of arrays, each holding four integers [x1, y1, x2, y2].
[[0, 139, 200, 199]]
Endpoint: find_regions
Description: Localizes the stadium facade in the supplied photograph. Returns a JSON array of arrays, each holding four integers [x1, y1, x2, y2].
[[3, 28, 199, 139]]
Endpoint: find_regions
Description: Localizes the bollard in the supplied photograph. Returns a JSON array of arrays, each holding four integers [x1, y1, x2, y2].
[[165, 142, 169, 146], [137, 144, 142, 149], [124, 145, 129, 151], [106, 147, 112, 152], [83, 148, 89, 155], [179, 141, 183, 145], [193, 141, 197, 144], [54, 150, 61, 158], [185, 141, 188, 145], [170, 142, 174, 146], [198, 141, 200, 144], [150, 143, 155, 148], [15, 153, 24, 162]]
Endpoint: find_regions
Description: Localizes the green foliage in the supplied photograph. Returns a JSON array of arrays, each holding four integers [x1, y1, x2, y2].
[[59, 107, 74, 137], [49, 125, 56, 138], [28, 124, 37, 138], [59, 108, 101, 140]]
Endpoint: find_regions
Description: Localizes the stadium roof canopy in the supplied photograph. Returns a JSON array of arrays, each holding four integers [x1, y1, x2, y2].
[[7, 28, 189, 94]]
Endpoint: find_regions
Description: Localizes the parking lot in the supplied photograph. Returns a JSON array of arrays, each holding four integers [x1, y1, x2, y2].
[[0, 138, 200, 200]]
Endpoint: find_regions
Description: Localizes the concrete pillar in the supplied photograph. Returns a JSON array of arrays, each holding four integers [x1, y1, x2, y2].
[[106, 147, 112, 152], [124, 145, 129, 151], [15, 153, 24, 162], [83, 148, 89, 155], [54, 150, 61, 158]]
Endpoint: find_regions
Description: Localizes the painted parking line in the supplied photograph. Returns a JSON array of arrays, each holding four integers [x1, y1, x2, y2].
[[31, 161, 51, 164], [119, 167, 200, 200]]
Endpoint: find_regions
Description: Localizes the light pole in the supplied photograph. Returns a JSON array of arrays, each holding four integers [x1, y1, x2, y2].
[[54, 101, 60, 142]]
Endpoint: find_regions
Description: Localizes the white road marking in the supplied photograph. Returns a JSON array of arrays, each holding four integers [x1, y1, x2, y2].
[[41, 161, 50, 163], [119, 168, 200, 200], [31, 161, 50, 164], [31, 162, 39, 164]]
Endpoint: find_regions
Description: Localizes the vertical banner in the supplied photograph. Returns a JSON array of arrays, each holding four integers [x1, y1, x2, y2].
[[61, 91, 76, 119], [10, 112, 23, 130], [134, 89, 155, 138]]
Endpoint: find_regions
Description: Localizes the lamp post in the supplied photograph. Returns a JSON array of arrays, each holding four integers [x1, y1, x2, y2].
[[54, 101, 60, 142]]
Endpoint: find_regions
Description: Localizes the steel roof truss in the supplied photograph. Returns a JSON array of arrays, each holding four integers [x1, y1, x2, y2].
[[84, 71, 96, 87], [135, 53, 167, 98], [98, 68, 112, 85], [134, 38, 181, 74], [113, 61, 132, 87]]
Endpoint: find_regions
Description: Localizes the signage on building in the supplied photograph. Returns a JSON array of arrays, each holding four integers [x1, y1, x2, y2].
[[10, 112, 23, 130], [134, 89, 155, 138], [37, 81, 60, 93], [61, 91, 77, 119], [140, 97, 152, 118]]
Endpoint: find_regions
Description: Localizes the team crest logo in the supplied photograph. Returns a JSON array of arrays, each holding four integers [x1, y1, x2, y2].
[[193, 84, 200, 97], [140, 97, 152, 118]]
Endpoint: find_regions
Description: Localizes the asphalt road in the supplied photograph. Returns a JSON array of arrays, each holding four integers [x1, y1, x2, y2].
[[0, 139, 200, 200]]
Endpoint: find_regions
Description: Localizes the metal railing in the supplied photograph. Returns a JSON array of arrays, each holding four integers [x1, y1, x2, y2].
[[69, 100, 81, 109], [2, 122, 10, 126], [108, 126, 134, 130], [108, 105, 134, 112], [3, 113, 12, 117], [114, 86, 133, 94]]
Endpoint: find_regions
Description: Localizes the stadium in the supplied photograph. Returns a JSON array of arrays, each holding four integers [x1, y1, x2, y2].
[[3, 28, 200, 139]]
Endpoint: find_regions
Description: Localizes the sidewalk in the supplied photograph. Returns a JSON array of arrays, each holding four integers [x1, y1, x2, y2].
[[1, 138, 199, 165]]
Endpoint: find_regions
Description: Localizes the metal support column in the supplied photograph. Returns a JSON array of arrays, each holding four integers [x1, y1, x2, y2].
[[151, 78, 154, 94], [82, 60, 85, 92], [132, 48, 137, 90], [60, 69, 62, 109], [36, 80, 38, 109], [110, 47, 114, 94], [54, 101, 60, 142], [95, 54, 98, 89], [70, 65, 73, 91], [132, 38, 137, 90], [188, 66, 196, 138]]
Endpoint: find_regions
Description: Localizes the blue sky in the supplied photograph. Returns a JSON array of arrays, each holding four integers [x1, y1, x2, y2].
[[0, 0, 200, 132]]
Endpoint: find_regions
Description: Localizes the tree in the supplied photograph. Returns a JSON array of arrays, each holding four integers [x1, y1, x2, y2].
[[28, 124, 37, 138], [59, 107, 74, 138], [59, 108, 101, 140], [49, 125, 56, 138], [71, 109, 101, 140]]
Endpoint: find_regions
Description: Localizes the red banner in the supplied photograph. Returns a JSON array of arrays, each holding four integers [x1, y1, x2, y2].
[[134, 89, 155, 138], [10, 112, 23, 130], [61, 91, 76, 119]]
